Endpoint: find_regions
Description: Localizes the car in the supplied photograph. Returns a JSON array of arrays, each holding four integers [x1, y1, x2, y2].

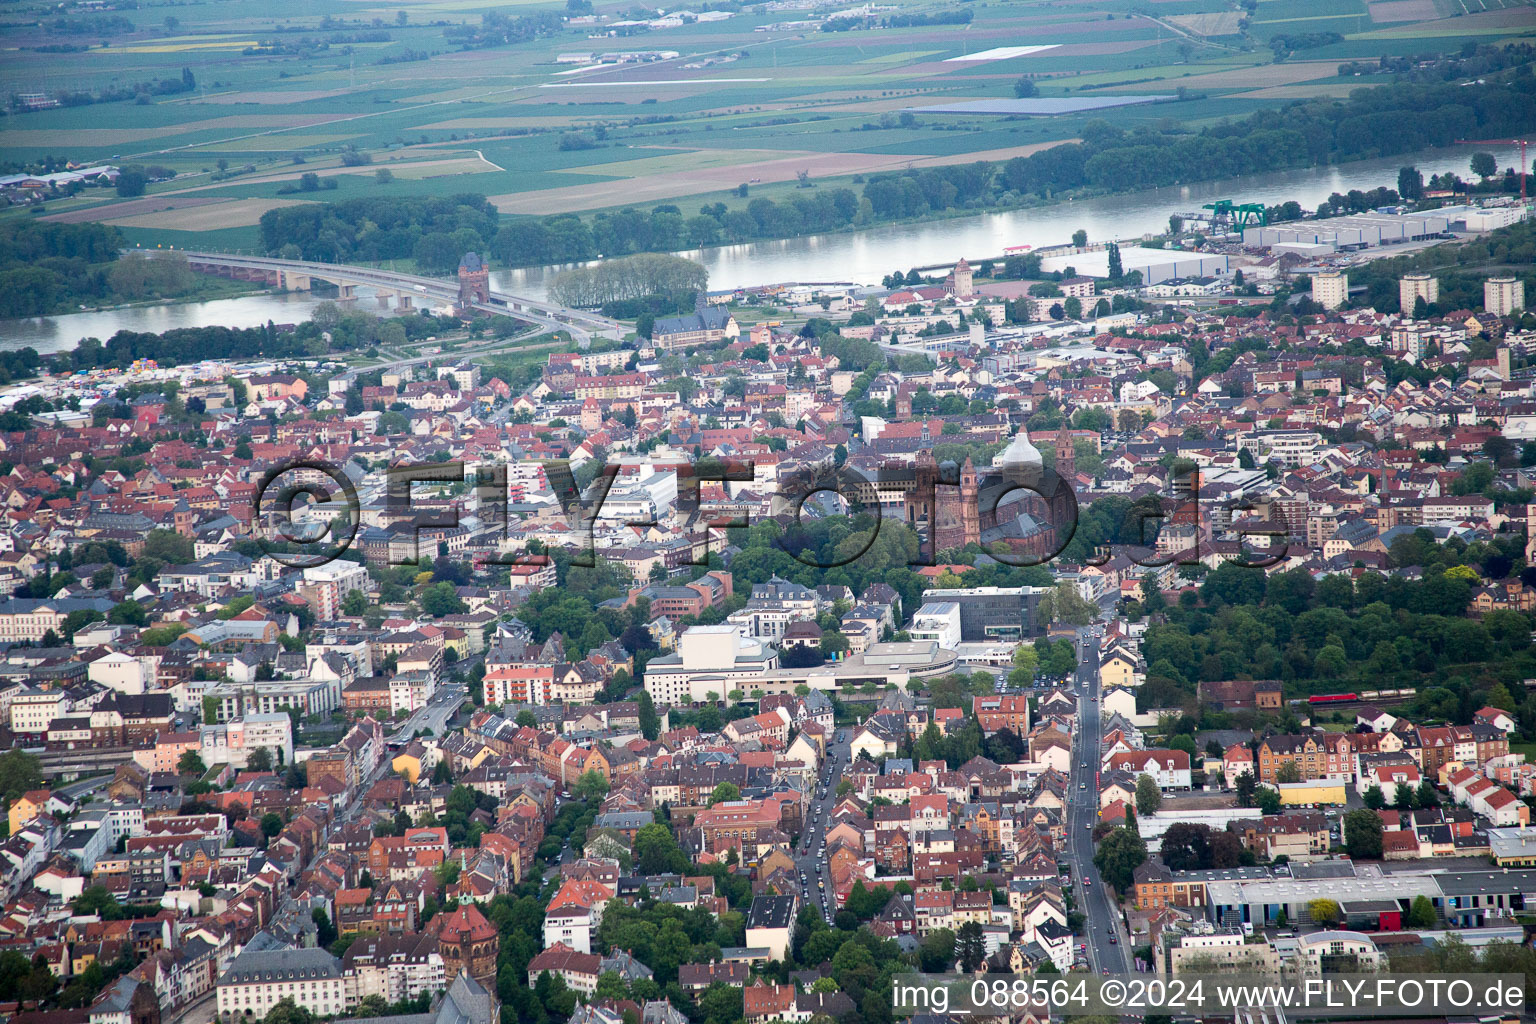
[[1079, 782, 1086, 789], [1085, 822, 1093, 830], [1078, 943, 1087, 951], [1083, 879, 1091, 887], [1109, 936, 1117, 944]]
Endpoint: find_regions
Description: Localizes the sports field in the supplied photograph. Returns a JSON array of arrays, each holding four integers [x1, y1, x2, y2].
[[3, 0, 1531, 249]]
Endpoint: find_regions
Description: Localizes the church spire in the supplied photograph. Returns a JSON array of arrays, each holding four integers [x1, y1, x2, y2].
[[1055, 423, 1075, 480]]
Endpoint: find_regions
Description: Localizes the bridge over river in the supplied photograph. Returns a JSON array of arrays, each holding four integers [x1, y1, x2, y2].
[[180, 251, 624, 357]]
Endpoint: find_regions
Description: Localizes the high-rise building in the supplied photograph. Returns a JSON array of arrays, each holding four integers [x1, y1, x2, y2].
[[1485, 276, 1526, 317], [1312, 271, 1348, 310], [1399, 273, 1437, 312]]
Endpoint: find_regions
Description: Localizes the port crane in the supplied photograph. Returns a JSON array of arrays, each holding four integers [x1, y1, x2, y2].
[[1202, 199, 1268, 229]]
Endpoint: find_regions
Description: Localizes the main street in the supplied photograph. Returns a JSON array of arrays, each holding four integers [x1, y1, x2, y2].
[[1066, 624, 1134, 975], [261, 683, 469, 942], [794, 728, 853, 924]]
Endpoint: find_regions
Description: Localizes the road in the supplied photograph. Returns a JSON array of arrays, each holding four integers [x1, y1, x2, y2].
[[793, 729, 852, 923], [1066, 624, 1135, 975], [391, 682, 468, 742]]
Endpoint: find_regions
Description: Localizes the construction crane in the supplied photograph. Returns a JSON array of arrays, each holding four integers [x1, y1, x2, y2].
[[1453, 138, 1528, 202], [1202, 199, 1268, 230]]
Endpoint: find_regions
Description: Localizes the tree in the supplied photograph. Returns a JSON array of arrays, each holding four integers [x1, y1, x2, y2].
[[637, 691, 661, 740], [1275, 760, 1302, 785], [1362, 784, 1386, 810], [1470, 151, 1498, 180], [1406, 894, 1437, 929], [259, 812, 284, 839], [634, 822, 689, 874], [116, 167, 148, 197], [573, 770, 609, 802], [1134, 774, 1161, 816], [956, 921, 986, 973], [1415, 779, 1440, 809], [177, 750, 207, 776], [421, 581, 465, 618], [73, 885, 129, 919], [312, 907, 337, 948], [1307, 898, 1341, 926], [708, 782, 740, 806], [247, 747, 274, 772], [342, 589, 368, 616], [1397, 165, 1424, 201], [1160, 822, 1212, 871], [1071, 229, 1088, 248], [1342, 807, 1384, 859], [261, 998, 315, 1024], [919, 929, 956, 972], [1256, 786, 1282, 815], [1013, 77, 1038, 98], [1234, 770, 1256, 807], [1394, 781, 1417, 810], [1106, 242, 1123, 280], [1092, 826, 1147, 892], [107, 600, 148, 626]]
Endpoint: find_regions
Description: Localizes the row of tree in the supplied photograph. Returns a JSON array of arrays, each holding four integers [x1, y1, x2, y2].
[[257, 194, 499, 269]]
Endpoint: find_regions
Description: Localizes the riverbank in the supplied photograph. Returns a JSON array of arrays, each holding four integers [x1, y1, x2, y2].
[[5, 141, 1527, 352], [60, 275, 267, 320], [495, 142, 1532, 298]]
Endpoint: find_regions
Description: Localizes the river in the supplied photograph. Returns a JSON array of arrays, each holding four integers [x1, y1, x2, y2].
[[2, 143, 1524, 353]]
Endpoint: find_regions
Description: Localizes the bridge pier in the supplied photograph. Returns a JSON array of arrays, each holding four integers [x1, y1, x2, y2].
[[279, 271, 312, 291], [376, 290, 395, 308], [337, 283, 357, 301], [398, 295, 412, 310]]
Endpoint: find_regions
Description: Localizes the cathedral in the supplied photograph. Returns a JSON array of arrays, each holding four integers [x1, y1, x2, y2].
[[775, 424, 1081, 563], [897, 423, 1078, 559]]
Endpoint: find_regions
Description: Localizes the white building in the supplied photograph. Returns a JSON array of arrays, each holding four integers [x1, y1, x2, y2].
[[908, 602, 962, 650], [1311, 271, 1348, 311], [10, 687, 68, 736], [390, 670, 437, 714], [87, 652, 149, 695], [216, 948, 349, 1019], [1235, 430, 1323, 467], [1295, 931, 1381, 973], [643, 625, 779, 705], [300, 561, 371, 622], [1399, 273, 1438, 311], [1486, 276, 1526, 317], [200, 713, 294, 769]]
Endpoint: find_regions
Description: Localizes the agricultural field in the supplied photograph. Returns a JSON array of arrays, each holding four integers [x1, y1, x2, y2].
[[3, 0, 1533, 252]]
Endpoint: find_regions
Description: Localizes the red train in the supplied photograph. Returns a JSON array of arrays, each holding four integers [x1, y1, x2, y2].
[[1308, 692, 1358, 705]]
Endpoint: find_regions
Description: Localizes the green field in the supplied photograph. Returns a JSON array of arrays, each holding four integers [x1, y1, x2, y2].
[[5, 0, 1533, 249]]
